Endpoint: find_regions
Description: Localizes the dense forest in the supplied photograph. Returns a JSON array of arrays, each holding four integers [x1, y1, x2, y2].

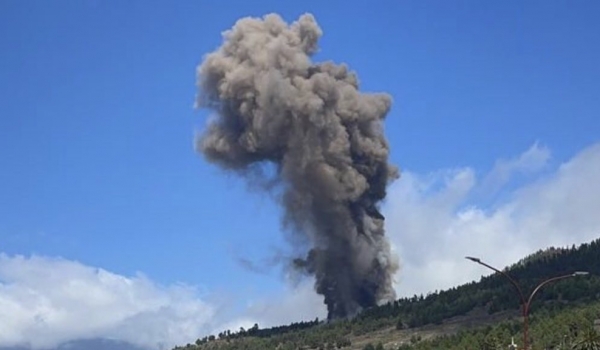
[[174, 238, 600, 350]]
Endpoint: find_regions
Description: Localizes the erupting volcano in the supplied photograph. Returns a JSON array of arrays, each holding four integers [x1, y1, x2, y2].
[[195, 13, 399, 319]]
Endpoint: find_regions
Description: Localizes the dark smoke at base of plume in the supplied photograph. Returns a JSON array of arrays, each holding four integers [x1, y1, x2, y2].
[[195, 13, 399, 319]]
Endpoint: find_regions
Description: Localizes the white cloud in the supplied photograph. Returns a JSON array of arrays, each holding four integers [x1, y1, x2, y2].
[[203, 275, 326, 339], [4, 142, 600, 350], [207, 142, 600, 331], [385, 142, 600, 298], [0, 256, 325, 350], [214, 281, 326, 333], [0, 255, 215, 350]]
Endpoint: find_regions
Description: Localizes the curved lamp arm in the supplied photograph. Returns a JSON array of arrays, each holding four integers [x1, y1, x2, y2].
[[525, 271, 589, 314], [465, 256, 527, 308]]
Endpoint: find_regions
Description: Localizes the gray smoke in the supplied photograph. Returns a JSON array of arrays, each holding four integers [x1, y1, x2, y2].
[[195, 13, 399, 319]]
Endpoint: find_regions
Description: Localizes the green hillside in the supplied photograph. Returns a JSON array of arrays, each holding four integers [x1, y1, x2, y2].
[[175, 239, 600, 350]]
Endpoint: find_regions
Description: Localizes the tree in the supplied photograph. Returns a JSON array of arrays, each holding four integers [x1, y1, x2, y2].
[[362, 343, 375, 350], [572, 327, 600, 350]]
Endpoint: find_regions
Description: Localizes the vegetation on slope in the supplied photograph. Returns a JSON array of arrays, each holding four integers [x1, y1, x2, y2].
[[174, 238, 600, 350], [392, 302, 600, 350]]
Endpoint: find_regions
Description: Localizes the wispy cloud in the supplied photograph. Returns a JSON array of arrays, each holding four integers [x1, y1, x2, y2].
[[479, 141, 551, 196]]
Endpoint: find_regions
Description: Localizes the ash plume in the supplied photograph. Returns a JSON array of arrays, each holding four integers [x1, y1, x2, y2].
[[195, 13, 399, 319]]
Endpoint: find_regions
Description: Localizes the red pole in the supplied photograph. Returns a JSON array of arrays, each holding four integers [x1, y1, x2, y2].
[[523, 302, 529, 350], [465, 257, 587, 350], [521, 274, 580, 349]]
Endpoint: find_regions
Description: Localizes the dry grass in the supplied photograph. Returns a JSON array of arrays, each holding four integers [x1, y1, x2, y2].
[[343, 308, 520, 350]]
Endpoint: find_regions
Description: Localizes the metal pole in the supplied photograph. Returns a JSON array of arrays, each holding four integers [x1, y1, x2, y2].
[[465, 256, 588, 350], [466, 257, 528, 348]]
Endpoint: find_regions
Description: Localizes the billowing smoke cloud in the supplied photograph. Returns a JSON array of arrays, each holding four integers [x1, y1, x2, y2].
[[195, 13, 398, 319]]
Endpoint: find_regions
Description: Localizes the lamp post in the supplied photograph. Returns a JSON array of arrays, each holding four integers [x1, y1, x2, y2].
[[465, 256, 588, 350]]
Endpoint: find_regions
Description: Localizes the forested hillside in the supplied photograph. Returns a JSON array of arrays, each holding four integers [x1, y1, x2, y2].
[[175, 238, 600, 350]]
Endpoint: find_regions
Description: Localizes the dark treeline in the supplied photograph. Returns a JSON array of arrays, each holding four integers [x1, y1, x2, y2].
[[175, 238, 600, 350], [193, 319, 321, 345], [360, 238, 600, 327]]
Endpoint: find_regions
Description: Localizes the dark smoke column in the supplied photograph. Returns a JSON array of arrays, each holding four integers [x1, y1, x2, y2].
[[195, 13, 399, 319]]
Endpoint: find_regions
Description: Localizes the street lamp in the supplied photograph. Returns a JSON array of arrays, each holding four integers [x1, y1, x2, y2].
[[465, 256, 589, 350]]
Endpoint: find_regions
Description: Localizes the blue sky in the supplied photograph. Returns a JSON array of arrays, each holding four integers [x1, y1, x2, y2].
[[1, 1, 600, 349]]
